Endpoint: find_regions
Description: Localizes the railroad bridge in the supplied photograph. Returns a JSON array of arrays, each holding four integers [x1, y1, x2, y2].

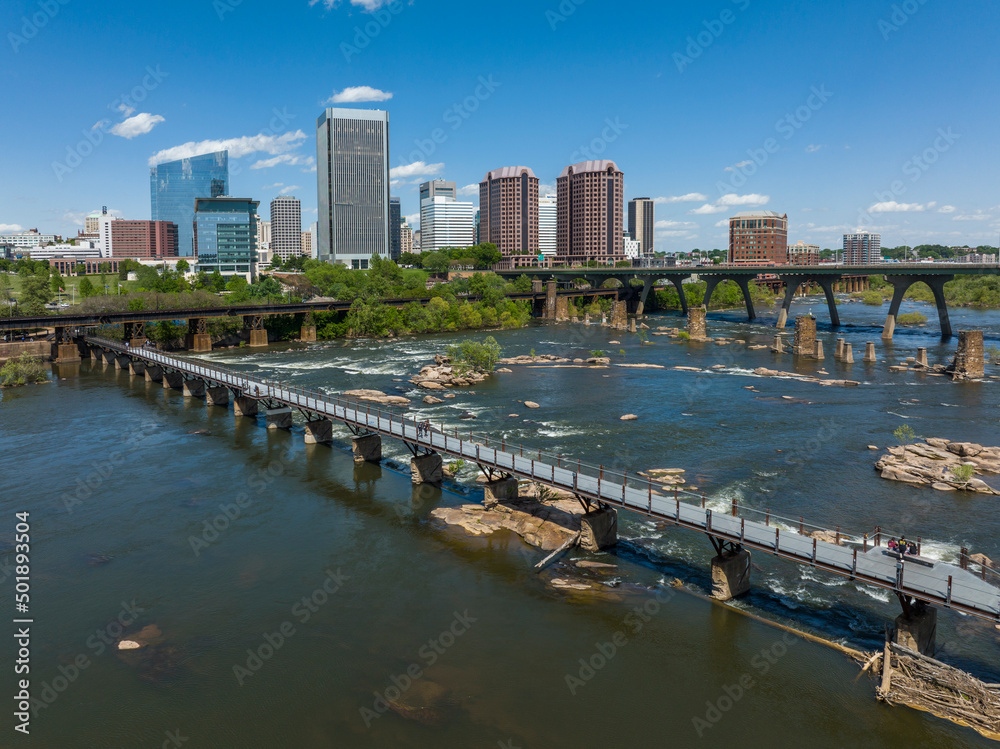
[[499, 262, 1000, 339], [84, 336, 1000, 656]]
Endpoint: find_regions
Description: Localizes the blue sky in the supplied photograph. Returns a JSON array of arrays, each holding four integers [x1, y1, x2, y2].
[[2, 0, 999, 251]]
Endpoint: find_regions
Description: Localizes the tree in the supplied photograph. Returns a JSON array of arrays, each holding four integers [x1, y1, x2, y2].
[[0, 274, 13, 315], [176, 259, 190, 273], [447, 336, 501, 373], [398, 252, 422, 268], [422, 251, 451, 275], [894, 424, 916, 459], [50, 270, 64, 293], [20, 273, 53, 315], [79, 277, 97, 298], [74, 263, 86, 276]]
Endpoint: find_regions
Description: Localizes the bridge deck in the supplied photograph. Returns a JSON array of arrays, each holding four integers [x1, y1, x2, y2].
[[87, 337, 1000, 624]]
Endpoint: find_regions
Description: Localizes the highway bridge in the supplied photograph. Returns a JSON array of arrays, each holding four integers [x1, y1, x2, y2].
[[499, 262, 1000, 339]]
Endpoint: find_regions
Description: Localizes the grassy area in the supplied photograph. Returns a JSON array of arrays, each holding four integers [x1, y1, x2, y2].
[[1, 272, 140, 307]]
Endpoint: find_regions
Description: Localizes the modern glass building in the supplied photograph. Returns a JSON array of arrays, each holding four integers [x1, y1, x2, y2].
[[316, 108, 390, 268], [193, 197, 258, 280], [389, 197, 401, 260], [150, 151, 229, 257]]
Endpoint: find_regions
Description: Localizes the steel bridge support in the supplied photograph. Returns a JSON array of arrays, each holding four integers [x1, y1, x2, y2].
[[244, 315, 268, 348], [186, 318, 211, 352]]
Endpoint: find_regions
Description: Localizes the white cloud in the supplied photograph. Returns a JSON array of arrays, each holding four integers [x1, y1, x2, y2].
[[0, 223, 24, 232], [805, 144, 823, 153], [111, 112, 165, 139], [279, 185, 301, 195], [390, 161, 444, 179], [689, 203, 727, 215], [539, 183, 557, 196], [714, 219, 729, 228], [251, 154, 315, 170], [148, 130, 308, 166], [657, 230, 698, 238], [724, 161, 753, 173], [938, 205, 957, 213], [717, 193, 769, 207], [654, 193, 707, 204], [868, 201, 926, 213], [117, 103, 135, 118], [261, 182, 284, 190], [655, 220, 697, 229], [458, 183, 479, 196], [326, 86, 393, 104], [310, 0, 395, 10], [953, 213, 991, 222], [405, 213, 419, 224]]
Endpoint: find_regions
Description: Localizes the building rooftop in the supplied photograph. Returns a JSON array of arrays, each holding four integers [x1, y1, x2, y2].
[[559, 160, 621, 178], [731, 211, 786, 219], [482, 166, 537, 181]]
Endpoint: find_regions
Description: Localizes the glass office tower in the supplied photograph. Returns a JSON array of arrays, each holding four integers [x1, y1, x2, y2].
[[193, 197, 258, 280], [150, 151, 229, 257]]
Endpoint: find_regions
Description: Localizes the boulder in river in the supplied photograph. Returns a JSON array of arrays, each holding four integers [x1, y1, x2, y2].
[[524, 401, 540, 409]]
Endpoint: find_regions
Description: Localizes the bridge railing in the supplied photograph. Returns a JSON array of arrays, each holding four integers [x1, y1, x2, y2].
[[86, 336, 1000, 597]]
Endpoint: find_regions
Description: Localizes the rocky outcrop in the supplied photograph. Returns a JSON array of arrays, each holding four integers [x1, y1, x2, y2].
[[620, 414, 638, 421], [751, 368, 860, 387], [343, 389, 411, 406], [411, 362, 489, 389], [524, 401, 540, 409], [430, 486, 583, 551], [499, 354, 571, 365], [875, 439, 1000, 494]]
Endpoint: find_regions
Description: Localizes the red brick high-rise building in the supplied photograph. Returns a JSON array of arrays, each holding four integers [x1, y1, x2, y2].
[[728, 211, 788, 265], [556, 160, 625, 263], [479, 166, 539, 262], [110, 220, 179, 259]]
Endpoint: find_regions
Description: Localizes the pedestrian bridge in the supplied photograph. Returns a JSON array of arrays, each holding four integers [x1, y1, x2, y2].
[[84, 336, 1000, 646]]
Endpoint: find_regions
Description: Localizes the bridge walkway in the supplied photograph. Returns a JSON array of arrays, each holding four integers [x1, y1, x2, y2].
[[86, 336, 1000, 625]]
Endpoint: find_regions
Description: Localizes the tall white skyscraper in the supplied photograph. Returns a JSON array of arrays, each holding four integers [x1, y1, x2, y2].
[[270, 195, 302, 262], [538, 194, 557, 256], [316, 108, 390, 269], [420, 195, 475, 252]]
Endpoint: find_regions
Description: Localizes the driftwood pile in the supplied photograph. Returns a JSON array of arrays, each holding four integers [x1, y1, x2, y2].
[[861, 642, 1000, 741]]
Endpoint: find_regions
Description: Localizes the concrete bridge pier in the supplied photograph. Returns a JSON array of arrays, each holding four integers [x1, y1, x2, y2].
[[816, 277, 841, 328], [579, 506, 618, 551], [266, 407, 293, 430], [128, 360, 145, 377], [182, 379, 205, 398], [545, 280, 558, 320], [864, 342, 877, 363], [304, 419, 333, 445], [483, 477, 518, 508], [411, 452, 444, 485], [50, 327, 81, 363], [669, 277, 689, 315], [687, 306, 707, 340], [144, 365, 162, 383], [163, 371, 184, 390], [704, 275, 756, 321], [776, 279, 803, 329], [206, 386, 229, 407], [711, 548, 752, 600], [234, 396, 258, 417], [186, 318, 212, 352], [633, 277, 655, 316], [114, 355, 130, 370], [882, 275, 955, 340], [352, 434, 382, 463], [894, 602, 937, 656]]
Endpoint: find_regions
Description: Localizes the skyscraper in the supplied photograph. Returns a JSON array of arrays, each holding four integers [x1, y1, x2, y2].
[[316, 108, 390, 269], [628, 197, 654, 256], [538, 195, 557, 256], [843, 232, 881, 265], [420, 195, 474, 252], [419, 180, 457, 202], [150, 150, 229, 257], [479, 166, 539, 261], [556, 160, 625, 262], [400, 222, 413, 255], [270, 195, 302, 262], [728, 211, 788, 264], [389, 196, 402, 260], [193, 197, 258, 280]]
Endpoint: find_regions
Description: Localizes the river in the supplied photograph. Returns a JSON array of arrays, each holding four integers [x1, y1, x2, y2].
[[1, 293, 999, 748]]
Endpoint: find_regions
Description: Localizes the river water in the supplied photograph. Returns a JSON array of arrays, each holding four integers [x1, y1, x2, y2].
[[2, 294, 1000, 748]]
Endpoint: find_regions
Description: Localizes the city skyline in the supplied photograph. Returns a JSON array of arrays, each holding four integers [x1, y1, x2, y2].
[[3, 0, 1000, 252]]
